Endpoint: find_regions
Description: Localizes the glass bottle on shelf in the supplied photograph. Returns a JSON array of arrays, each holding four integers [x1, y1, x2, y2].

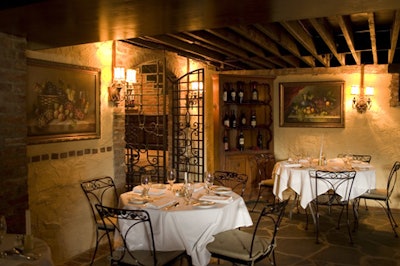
[[223, 112, 230, 128], [223, 84, 228, 102], [238, 131, 245, 151], [223, 131, 229, 151], [240, 111, 246, 126], [250, 111, 257, 128], [230, 85, 236, 102], [257, 130, 263, 149], [230, 110, 237, 128], [237, 82, 244, 104], [251, 82, 258, 102]]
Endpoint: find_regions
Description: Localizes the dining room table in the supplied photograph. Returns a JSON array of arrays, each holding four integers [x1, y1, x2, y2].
[[273, 157, 376, 209], [0, 234, 54, 266], [119, 182, 253, 266]]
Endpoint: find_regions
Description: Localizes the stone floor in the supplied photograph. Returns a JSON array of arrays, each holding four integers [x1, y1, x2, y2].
[[63, 199, 400, 266]]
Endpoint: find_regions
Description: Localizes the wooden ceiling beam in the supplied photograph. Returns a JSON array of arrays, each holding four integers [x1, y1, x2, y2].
[[280, 20, 329, 67], [336, 15, 361, 65], [367, 12, 378, 64], [388, 9, 400, 64], [254, 23, 315, 67], [309, 17, 345, 66]]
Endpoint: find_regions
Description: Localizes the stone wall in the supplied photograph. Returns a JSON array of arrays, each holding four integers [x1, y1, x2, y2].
[[0, 32, 28, 233]]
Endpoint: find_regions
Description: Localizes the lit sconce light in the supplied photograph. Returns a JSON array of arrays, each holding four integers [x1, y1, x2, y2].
[[188, 81, 203, 107], [108, 67, 137, 106], [351, 65, 374, 113]]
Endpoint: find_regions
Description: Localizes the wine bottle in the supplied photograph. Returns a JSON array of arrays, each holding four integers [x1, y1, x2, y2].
[[250, 111, 256, 128], [230, 85, 236, 102], [223, 112, 230, 128], [251, 82, 258, 102], [238, 131, 245, 151], [257, 130, 263, 149], [223, 131, 229, 151], [223, 84, 228, 102], [240, 111, 246, 126], [230, 110, 237, 128], [238, 82, 244, 104]]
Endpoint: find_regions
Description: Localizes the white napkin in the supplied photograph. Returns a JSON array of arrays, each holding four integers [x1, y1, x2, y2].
[[133, 185, 166, 196], [284, 162, 302, 168], [199, 195, 233, 204], [147, 198, 178, 209]]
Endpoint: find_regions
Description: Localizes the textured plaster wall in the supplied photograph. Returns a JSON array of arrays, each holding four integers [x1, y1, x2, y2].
[[26, 42, 115, 263]]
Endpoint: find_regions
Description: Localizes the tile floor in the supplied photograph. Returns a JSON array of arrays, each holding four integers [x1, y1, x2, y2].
[[62, 199, 400, 266]]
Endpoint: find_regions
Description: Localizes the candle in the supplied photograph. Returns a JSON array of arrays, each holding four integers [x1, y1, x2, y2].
[[319, 135, 324, 159], [25, 209, 31, 235]]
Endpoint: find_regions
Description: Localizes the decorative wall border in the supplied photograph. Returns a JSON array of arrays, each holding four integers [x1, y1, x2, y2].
[[28, 146, 113, 163]]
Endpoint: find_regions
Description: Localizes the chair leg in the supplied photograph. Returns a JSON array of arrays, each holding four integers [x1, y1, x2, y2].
[[345, 204, 353, 244], [90, 230, 100, 266], [251, 185, 263, 212], [385, 201, 399, 237]]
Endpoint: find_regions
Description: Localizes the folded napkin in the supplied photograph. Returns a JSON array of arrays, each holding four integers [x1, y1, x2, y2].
[[147, 198, 178, 209], [133, 185, 166, 196], [199, 195, 233, 204], [284, 162, 302, 168]]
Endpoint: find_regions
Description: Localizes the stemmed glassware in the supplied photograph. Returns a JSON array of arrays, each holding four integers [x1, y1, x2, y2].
[[183, 181, 195, 205], [204, 171, 214, 194], [0, 216, 7, 244], [141, 175, 152, 198], [167, 168, 176, 190]]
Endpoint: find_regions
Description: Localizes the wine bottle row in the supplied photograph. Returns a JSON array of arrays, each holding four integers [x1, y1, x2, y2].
[[223, 81, 261, 103], [223, 129, 266, 151], [223, 110, 257, 129]]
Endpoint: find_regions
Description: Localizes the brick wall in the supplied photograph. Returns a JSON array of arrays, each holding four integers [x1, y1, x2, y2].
[[0, 32, 28, 233]]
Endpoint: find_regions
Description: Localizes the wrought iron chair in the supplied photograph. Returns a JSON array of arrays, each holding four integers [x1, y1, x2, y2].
[[206, 199, 289, 266], [308, 170, 357, 244], [80, 177, 119, 265], [95, 204, 189, 266], [251, 153, 276, 211], [354, 161, 400, 237], [213, 171, 248, 197]]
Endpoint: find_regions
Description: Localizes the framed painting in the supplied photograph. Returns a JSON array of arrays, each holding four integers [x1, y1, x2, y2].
[[279, 81, 344, 128], [27, 58, 101, 144]]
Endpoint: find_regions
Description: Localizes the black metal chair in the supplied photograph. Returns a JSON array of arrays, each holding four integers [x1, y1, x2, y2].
[[308, 170, 357, 244], [206, 199, 289, 266], [80, 177, 119, 265], [251, 153, 276, 211], [95, 204, 189, 266], [213, 170, 248, 197], [354, 161, 400, 237]]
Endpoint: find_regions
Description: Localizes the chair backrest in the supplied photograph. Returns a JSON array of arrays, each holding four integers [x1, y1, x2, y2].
[[213, 171, 248, 197], [254, 153, 276, 181], [309, 170, 357, 203], [80, 177, 119, 222], [337, 154, 372, 163], [387, 161, 400, 199], [250, 199, 289, 258], [95, 204, 158, 265]]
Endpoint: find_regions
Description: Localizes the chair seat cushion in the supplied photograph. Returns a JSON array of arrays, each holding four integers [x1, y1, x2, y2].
[[206, 229, 272, 262], [260, 179, 274, 186], [359, 189, 387, 201]]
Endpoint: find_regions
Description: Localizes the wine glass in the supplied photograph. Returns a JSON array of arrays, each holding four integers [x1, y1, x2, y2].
[[0, 216, 7, 244], [204, 171, 214, 194], [183, 182, 194, 205], [167, 168, 176, 190], [141, 175, 152, 198]]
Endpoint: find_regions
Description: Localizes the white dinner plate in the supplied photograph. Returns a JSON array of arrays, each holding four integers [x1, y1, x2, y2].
[[194, 200, 215, 208], [129, 198, 148, 205], [213, 186, 232, 195]]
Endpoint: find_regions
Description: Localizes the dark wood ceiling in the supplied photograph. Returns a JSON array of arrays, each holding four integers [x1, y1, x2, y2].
[[2, 0, 400, 71]]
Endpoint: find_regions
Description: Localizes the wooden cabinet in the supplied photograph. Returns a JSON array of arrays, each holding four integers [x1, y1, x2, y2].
[[213, 74, 274, 199]]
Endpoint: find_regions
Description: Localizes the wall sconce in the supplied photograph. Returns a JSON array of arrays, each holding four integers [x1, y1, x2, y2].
[[187, 81, 203, 107], [108, 67, 137, 106], [351, 65, 374, 113]]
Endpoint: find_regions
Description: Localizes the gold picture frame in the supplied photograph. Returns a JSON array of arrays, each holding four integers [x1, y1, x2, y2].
[[279, 81, 344, 128], [27, 58, 101, 144]]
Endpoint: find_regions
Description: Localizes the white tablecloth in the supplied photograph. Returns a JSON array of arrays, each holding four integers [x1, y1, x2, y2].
[[119, 183, 253, 266], [273, 160, 376, 208], [0, 234, 54, 266]]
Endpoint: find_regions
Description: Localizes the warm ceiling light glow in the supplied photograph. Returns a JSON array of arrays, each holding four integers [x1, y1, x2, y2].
[[126, 69, 137, 84], [114, 67, 125, 81], [351, 85, 360, 95], [365, 86, 374, 96]]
